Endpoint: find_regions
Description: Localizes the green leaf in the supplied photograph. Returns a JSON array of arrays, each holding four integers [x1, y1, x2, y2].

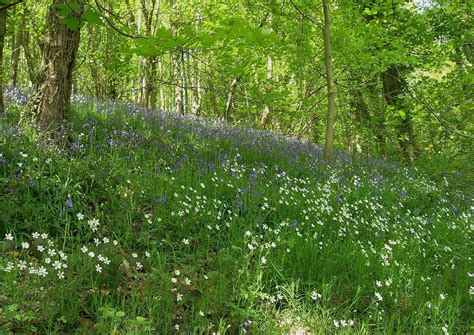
[[82, 9, 102, 26], [135, 316, 148, 324], [59, 16, 81, 31]]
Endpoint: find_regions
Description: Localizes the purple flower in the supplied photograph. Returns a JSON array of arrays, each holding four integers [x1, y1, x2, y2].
[[65, 197, 73, 209]]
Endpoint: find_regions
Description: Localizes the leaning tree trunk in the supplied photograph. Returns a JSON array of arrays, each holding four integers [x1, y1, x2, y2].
[[0, 8, 7, 115], [322, 0, 336, 162], [382, 65, 420, 163], [25, 0, 84, 136]]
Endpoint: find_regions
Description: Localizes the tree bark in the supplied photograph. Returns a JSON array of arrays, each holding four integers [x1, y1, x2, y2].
[[159, 57, 165, 110], [0, 8, 7, 115], [173, 52, 184, 114], [322, 0, 336, 162], [21, 32, 37, 85], [382, 65, 420, 162], [208, 77, 219, 117], [8, 7, 25, 87], [142, 56, 157, 109], [25, 0, 84, 136], [224, 75, 241, 123], [260, 55, 273, 128], [171, 0, 183, 114]]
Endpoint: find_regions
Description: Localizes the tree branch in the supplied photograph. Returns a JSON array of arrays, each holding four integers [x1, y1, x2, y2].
[[0, 0, 24, 11]]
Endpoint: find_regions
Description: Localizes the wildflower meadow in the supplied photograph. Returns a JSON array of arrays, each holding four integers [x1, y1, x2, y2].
[[1, 88, 472, 334]]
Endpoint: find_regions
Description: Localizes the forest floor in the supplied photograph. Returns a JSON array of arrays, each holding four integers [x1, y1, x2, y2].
[[1, 88, 473, 334]]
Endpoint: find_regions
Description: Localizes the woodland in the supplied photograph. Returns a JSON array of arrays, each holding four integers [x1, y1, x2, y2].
[[0, 0, 473, 334]]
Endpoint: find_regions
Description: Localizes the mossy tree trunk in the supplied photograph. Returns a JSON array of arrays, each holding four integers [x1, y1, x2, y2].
[[27, 0, 84, 136], [382, 65, 420, 163]]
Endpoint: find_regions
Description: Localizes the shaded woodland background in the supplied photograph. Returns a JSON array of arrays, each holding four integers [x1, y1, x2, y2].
[[0, 0, 472, 177]]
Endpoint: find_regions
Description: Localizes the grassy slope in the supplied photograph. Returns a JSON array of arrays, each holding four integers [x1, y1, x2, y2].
[[1, 92, 473, 334]]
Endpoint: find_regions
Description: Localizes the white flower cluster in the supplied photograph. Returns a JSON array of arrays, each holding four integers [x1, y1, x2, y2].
[[333, 319, 355, 328], [3, 232, 68, 279], [80, 216, 151, 273]]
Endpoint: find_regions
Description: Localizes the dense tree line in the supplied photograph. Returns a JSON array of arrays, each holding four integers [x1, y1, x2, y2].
[[0, 0, 472, 165]]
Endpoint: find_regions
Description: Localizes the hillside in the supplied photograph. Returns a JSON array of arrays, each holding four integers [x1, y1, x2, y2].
[[1, 90, 472, 334]]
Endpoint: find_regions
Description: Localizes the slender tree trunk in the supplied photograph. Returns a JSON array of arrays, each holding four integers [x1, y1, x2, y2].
[[159, 57, 165, 110], [171, 0, 183, 114], [260, 55, 273, 128], [208, 77, 219, 117], [224, 75, 241, 123], [148, 57, 157, 109], [322, 0, 336, 162], [190, 53, 202, 115], [181, 50, 187, 114], [0, 8, 7, 115], [9, 7, 25, 87], [382, 66, 420, 162], [173, 52, 183, 114], [22, 32, 37, 85], [24, 0, 84, 136]]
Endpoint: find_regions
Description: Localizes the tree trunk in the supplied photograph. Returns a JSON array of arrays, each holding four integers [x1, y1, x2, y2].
[[159, 57, 165, 110], [9, 7, 25, 87], [322, 0, 336, 162], [25, 0, 84, 136], [143, 56, 157, 109], [382, 65, 420, 162], [0, 8, 7, 115], [208, 77, 219, 118], [148, 57, 157, 109], [190, 53, 202, 115], [173, 52, 184, 114], [260, 55, 272, 128], [224, 75, 241, 123], [21, 32, 37, 85]]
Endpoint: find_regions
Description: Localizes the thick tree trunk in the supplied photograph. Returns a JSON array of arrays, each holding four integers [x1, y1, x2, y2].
[[322, 0, 336, 162], [8, 7, 25, 87], [142, 56, 157, 109], [26, 0, 84, 135], [382, 66, 420, 162], [0, 9, 6, 115]]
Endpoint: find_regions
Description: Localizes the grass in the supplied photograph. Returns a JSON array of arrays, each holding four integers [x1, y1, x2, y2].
[[1, 90, 473, 334]]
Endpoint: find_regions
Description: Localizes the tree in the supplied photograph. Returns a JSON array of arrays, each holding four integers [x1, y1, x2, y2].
[[322, 0, 336, 162], [382, 65, 420, 162], [24, 0, 85, 136], [0, 0, 24, 115], [8, 5, 25, 87]]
